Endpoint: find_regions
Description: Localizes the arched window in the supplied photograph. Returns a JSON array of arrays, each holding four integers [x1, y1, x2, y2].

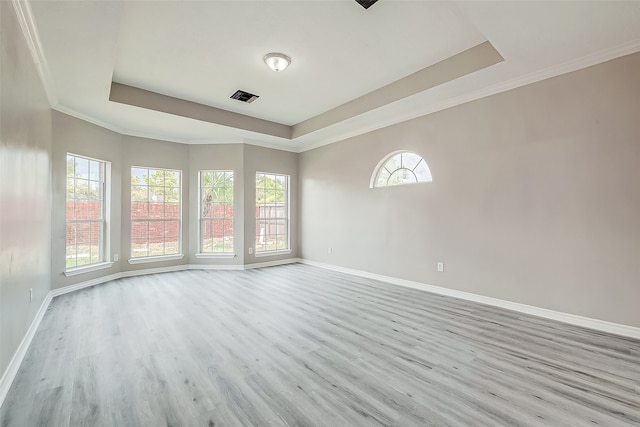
[[371, 151, 432, 188]]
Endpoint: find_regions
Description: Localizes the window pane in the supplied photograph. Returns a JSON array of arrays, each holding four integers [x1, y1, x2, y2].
[[66, 154, 107, 269], [148, 169, 164, 186], [88, 200, 102, 220], [165, 202, 180, 219], [165, 187, 180, 203], [373, 151, 432, 188], [75, 178, 90, 200], [131, 167, 147, 186], [164, 220, 179, 255], [255, 173, 289, 253], [164, 239, 180, 255], [414, 160, 433, 181], [385, 154, 401, 171], [88, 180, 100, 200], [75, 222, 91, 266], [200, 219, 212, 252], [150, 186, 164, 202], [88, 160, 100, 181], [148, 220, 163, 244], [198, 170, 233, 253], [66, 223, 77, 268], [132, 202, 149, 220], [66, 177, 75, 201], [131, 185, 148, 202], [149, 203, 165, 219], [401, 152, 422, 170], [75, 157, 89, 179], [376, 168, 391, 187], [166, 170, 180, 186], [131, 221, 149, 258], [389, 169, 417, 185], [131, 167, 182, 258]]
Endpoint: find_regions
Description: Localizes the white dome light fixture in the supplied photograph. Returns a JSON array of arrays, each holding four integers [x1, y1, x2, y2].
[[263, 53, 291, 72]]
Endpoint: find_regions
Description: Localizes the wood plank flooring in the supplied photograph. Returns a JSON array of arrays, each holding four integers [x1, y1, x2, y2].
[[1, 263, 639, 426]]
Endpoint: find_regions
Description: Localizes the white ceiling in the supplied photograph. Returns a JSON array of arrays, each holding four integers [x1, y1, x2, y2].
[[25, 0, 640, 152]]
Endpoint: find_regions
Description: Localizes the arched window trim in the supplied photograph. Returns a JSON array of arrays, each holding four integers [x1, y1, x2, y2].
[[370, 150, 433, 188]]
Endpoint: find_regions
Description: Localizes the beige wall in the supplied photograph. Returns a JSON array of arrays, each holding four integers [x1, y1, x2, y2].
[[120, 135, 191, 272], [51, 111, 123, 288], [299, 53, 640, 327], [188, 144, 245, 266], [0, 1, 53, 374], [49, 113, 299, 284]]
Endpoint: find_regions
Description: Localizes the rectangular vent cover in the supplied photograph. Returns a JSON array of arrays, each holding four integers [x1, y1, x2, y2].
[[355, 0, 379, 9], [230, 90, 259, 103]]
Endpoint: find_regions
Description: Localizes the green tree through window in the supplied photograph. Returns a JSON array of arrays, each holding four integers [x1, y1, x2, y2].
[[200, 171, 234, 253]]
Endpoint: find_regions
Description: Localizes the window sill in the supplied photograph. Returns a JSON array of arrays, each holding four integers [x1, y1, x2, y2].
[[254, 249, 291, 258], [195, 253, 236, 259], [128, 254, 184, 264], [64, 261, 114, 277]]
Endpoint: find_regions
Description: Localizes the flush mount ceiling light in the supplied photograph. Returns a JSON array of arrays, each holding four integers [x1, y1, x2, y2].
[[263, 53, 291, 72]]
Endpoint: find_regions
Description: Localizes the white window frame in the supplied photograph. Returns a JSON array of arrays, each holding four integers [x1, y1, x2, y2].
[[129, 166, 183, 263], [370, 150, 433, 188], [255, 172, 290, 256], [65, 153, 113, 275], [197, 170, 235, 258]]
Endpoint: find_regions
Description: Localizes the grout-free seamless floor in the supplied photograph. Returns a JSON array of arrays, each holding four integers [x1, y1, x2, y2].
[[1, 264, 639, 426]]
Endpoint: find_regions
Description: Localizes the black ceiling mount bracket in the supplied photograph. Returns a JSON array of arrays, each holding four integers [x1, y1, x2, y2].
[[355, 0, 379, 10]]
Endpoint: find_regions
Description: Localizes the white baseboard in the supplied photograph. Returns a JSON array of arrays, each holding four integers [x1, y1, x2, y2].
[[2, 257, 638, 412], [190, 264, 244, 271], [51, 258, 302, 297], [244, 258, 302, 270], [0, 258, 301, 409], [0, 291, 52, 406], [300, 259, 640, 340]]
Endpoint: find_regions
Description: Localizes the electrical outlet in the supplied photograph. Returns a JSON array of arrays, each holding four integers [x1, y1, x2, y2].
[[248, 247, 253, 254], [114, 253, 119, 262], [29, 288, 33, 303], [437, 262, 444, 272], [328, 247, 332, 254]]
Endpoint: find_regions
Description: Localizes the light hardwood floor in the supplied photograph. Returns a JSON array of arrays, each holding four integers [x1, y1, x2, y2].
[[1, 264, 639, 426]]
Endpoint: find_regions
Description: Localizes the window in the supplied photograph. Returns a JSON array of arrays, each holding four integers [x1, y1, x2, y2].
[[255, 172, 289, 254], [131, 167, 181, 258], [371, 151, 432, 188], [66, 154, 107, 269], [199, 170, 234, 254]]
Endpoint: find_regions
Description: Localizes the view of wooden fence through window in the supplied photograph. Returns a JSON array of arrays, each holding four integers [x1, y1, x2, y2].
[[131, 167, 181, 258], [66, 154, 106, 269], [255, 172, 289, 253], [200, 170, 234, 253]]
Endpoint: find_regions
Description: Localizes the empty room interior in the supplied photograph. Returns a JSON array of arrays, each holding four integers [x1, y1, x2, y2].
[[1, 0, 640, 425]]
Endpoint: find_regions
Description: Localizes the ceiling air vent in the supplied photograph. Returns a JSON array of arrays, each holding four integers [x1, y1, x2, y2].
[[355, 0, 379, 9], [230, 90, 259, 103]]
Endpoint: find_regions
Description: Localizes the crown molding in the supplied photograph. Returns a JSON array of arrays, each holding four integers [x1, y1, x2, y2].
[[10, 0, 57, 106], [298, 38, 640, 153], [52, 104, 129, 136], [14, 0, 640, 154]]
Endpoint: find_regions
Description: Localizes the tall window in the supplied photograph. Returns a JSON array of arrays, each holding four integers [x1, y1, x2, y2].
[[66, 154, 107, 269], [371, 151, 432, 188], [131, 167, 181, 258], [255, 172, 289, 253], [199, 170, 234, 253]]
